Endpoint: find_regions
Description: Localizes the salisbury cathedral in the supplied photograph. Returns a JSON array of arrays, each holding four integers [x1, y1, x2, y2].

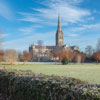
[[29, 15, 79, 61]]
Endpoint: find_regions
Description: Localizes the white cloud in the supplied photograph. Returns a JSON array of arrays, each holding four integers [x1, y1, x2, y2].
[[64, 23, 100, 33], [19, 0, 91, 25], [67, 33, 79, 37], [18, 12, 43, 22], [93, 10, 100, 14], [2, 34, 9, 38], [0, 29, 9, 38], [82, 24, 100, 29], [41, 0, 83, 6], [19, 25, 42, 35], [0, 1, 12, 20]]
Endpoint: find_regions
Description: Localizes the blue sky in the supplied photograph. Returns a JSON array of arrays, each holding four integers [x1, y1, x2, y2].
[[0, 0, 100, 51]]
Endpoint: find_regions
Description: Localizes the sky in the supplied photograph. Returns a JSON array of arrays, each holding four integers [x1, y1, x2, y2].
[[0, 0, 100, 52]]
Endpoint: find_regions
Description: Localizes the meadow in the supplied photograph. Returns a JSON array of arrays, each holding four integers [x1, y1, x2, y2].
[[1, 64, 100, 84]]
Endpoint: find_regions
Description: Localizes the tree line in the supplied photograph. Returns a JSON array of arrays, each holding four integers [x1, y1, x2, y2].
[[85, 38, 100, 63], [0, 38, 100, 64], [0, 50, 30, 64], [0, 39, 100, 64], [53, 38, 100, 64]]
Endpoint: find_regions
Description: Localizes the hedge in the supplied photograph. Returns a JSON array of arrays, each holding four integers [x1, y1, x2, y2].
[[0, 69, 100, 100]]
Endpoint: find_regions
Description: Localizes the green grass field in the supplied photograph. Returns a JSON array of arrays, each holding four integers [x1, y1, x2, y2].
[[0, 64, 100, 84]]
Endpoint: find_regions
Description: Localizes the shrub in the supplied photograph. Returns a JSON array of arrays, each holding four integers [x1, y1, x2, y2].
[[0, 69, 100, 100], [61, 57, 69, 65]]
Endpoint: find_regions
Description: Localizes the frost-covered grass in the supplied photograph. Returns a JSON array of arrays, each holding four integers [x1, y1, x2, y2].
[[1, 64, 100, 84]]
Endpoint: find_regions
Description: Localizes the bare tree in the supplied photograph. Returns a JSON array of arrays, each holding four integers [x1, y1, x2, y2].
[[0, 50, 4, 63], [72, 50, 86, 64], [94, 51, 100, 63], [80, 52, 86, 63], [4, 49, 17, 64], [53, 49, 61, 62], [17, 52, 23, 62], [72, 50, 81, 63], [97, 38, 100, 51], [85, 45, 93, 57], [61, 50, 73, 62], [23, 51, 30, 64], [75, 54, 82, 64]]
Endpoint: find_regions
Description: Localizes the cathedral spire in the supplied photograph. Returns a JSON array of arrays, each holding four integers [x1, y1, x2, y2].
[[58, 14, 62, 31], [56, 14, 64, 46]]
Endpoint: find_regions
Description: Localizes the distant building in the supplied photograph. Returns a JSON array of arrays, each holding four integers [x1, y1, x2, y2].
[[29, 15, 79, 61]]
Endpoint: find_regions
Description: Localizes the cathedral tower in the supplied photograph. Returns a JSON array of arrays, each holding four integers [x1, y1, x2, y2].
[[56, 15, 64, 46]]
